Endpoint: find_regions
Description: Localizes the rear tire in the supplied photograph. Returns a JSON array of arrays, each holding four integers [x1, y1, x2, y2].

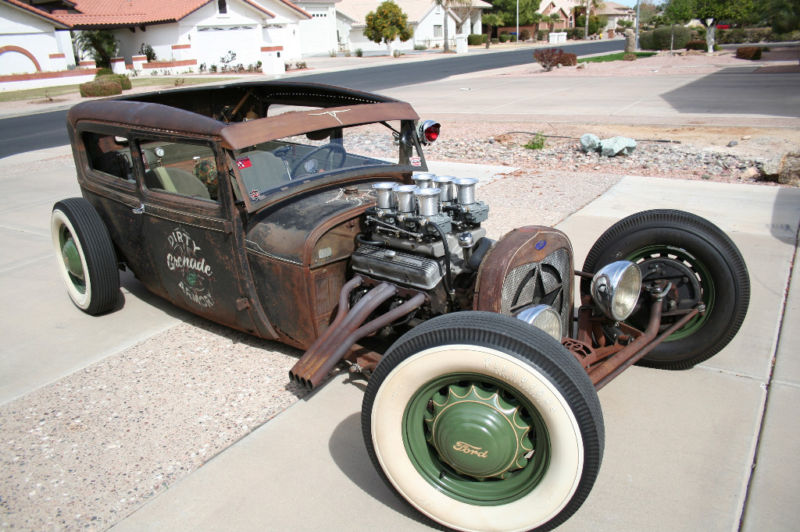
[[582, 209, 749, 369], [362, 312, 604, 532], [51, 198, 119, 315]]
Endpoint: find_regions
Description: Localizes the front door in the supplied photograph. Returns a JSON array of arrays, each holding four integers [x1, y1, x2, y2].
[[75, 128, 156, 285], [133, 135, 257, 334]]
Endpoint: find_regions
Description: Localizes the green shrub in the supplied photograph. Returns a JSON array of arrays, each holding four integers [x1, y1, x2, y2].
[[467, 34, 484, 45], [639, 25, 691, 50], [499, 33, 511, 43], [96, 74, 131, 90], [520, 29, 531, 41], [414, 43, 428, 50], [524, 133, 546, 150], [717, 28, 747, 44], [355, 48, 363, 57], [95, 67, 113, 77], [736, 46, 762, 60], [537, 30, 549, 41], [79, 80, 122, 97], [685, 39, 707, 51], [770, 30, 800, 42], [559, 52, 577, 66], [491, 37, 499, 44]]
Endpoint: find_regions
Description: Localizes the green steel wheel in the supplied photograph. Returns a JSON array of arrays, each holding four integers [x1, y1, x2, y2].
[[362, 312, 604, 532], [582, 209, 750, 369], [51, 198, 119, 315]]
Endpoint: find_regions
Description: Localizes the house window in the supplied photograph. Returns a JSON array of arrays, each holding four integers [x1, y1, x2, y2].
[[218, 0, 227, 14], [433, 25, 443, 38]]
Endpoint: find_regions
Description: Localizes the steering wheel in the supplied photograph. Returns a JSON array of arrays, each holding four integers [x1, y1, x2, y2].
[[291, 143, 347, 175]]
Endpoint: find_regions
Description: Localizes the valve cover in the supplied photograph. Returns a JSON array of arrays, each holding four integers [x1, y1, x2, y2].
[[351, 245, 443, 290]]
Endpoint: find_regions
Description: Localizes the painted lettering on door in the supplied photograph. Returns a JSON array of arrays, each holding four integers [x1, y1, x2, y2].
[[166, 228, 215, 308]]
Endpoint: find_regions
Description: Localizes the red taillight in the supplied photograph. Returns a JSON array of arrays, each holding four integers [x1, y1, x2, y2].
[[418, 120, 441, 145], [425, 125, 440, 142]]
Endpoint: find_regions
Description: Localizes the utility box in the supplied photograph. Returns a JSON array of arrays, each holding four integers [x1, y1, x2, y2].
[[261, 46, 285, 76], [456, 35, 468, 54]]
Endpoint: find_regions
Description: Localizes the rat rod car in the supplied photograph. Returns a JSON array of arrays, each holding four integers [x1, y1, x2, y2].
[[52, 81, 749, 532]]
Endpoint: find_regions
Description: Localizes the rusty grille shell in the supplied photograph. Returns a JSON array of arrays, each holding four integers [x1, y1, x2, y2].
[[474, 226, 573, 334]]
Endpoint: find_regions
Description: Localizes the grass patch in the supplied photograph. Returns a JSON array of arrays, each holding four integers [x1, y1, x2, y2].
[[0, 77, 238, 103], [578, 52, 656, 63]]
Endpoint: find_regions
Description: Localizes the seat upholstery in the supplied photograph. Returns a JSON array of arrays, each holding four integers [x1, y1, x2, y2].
[[145, 167, 211, 199], [236, 150, 291, 193]]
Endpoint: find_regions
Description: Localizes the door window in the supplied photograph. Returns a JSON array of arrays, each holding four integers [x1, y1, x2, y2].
[[139, 140, 220, 202], [83, 132, 133, 182]]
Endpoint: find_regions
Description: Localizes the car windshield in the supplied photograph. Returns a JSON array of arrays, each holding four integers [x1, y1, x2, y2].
[[233, 120, 418, 204]]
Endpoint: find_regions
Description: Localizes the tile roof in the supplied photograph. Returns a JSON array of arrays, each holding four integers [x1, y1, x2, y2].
[[50, 0, 309, 28], [1, 0, 70, 27]]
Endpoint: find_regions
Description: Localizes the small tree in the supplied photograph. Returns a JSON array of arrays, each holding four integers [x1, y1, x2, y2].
[[435, 0, 472, 53], [547, 13, 562, 31], [663, 0, 693, 50], [364, 1, 413, 55], [75, 30, 119, 68], [692, 0, 755, 53], [760, 0, 800, 34], [482, 12, 505, 48]]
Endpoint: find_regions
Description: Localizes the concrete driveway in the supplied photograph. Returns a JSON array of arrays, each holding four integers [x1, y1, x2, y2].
[[106, 175, 800, 532]]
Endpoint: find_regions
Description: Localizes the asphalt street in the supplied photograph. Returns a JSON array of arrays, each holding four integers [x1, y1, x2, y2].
[[0, 41, 623, 158]]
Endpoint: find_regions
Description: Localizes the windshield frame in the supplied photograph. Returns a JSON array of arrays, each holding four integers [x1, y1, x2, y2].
[[227, 108, 427, 213]]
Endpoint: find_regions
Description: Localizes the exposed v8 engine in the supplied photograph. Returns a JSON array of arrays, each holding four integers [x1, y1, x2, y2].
[[352, 174, 490, 313]]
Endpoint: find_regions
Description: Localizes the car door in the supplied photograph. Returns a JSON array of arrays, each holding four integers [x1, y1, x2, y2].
[[132, 134, 258, 334], [74, 127, 155, 285]]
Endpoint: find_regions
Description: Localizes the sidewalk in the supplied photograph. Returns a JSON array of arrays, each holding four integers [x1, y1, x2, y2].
[[109, 176, 800, 532]]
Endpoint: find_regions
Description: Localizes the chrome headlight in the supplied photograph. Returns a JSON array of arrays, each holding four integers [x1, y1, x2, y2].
[[591, 261, 642, 321], [516, 304, 562, 341]]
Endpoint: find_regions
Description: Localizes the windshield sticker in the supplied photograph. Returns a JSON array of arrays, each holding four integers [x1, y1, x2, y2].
[[237, 157, 252, 169], [167, 228, 215, 308], [410, 156, 421, 167]]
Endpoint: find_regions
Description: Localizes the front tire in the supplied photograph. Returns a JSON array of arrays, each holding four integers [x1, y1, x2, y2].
[[51, 198, 119, 315], [582, 209, 750, 369], [362, 312, 604, 532]]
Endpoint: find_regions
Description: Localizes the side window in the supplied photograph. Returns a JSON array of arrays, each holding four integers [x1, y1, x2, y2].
[[83, 132, 133, 182], [140, 140, 220, 202]]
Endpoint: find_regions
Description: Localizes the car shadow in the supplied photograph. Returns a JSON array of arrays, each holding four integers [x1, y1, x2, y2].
[[327, 411, 435, 528], [117, 268, 309, 399], [772, 187, 800, 245], [661, 66, 800, 117]]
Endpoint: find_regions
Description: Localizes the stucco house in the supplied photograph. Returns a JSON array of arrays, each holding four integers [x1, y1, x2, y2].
[[0, 0, 75, 75], [596, 1, 634, 34], [51, 0, 311, 74], [336, 0, 490, 54], [295, 0, 338, 56]]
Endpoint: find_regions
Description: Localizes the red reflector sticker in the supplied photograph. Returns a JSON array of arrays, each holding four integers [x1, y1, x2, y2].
[[237, 157, 252, 169], [410, 156, 421, 167]]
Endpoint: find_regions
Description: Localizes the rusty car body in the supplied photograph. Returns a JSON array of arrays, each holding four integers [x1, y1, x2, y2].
[[52, 81, 750, 532]]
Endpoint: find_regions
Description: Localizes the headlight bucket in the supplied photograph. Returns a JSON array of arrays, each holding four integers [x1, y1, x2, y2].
[[591, 260, 642, 321], [516, 304, 563, 341]]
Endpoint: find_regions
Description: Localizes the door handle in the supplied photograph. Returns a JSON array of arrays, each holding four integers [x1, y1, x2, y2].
[[132, 203, 145, 214]]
